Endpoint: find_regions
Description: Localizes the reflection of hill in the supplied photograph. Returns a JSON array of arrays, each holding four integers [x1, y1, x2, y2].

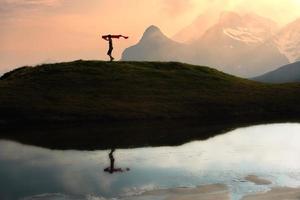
[[1, 119, 292, 150]]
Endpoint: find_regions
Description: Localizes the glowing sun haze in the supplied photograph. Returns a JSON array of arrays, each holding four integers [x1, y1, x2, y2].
[[0, 0, 299, 73]]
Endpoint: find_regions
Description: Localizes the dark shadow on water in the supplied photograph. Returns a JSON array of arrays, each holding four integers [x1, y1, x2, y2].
[[0, 118, 299, 150]]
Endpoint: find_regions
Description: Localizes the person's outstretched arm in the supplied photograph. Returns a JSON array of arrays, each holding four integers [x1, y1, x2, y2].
[[102, 35, 129, 40], [102, 35, 109, 41]]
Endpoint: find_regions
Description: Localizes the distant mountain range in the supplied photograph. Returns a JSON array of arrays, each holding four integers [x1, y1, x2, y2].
[[122, 11, 300, 78], [253, 61, 300, 83]]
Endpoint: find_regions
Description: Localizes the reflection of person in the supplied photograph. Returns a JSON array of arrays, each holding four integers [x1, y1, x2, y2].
[[102, 35, 129, 62], [104, 148, 130, 174]]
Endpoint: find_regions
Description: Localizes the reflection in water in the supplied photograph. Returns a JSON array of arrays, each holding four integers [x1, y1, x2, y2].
[[1, 123, 300, 200], [104, 149, 130, 174]]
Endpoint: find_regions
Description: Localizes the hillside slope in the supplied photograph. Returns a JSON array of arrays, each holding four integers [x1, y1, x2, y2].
[[254, 61, 300, 83], [0, 60, 300, 125]]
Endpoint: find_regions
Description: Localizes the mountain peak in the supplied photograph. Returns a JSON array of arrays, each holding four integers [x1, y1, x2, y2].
[[172, 12, 218, 43], [140, 25, 166, 41], [219, 11, 241, 26], [145, 25, 161, 33]]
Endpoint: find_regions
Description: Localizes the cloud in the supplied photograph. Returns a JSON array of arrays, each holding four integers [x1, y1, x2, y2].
[[162, 0, 194, 16], [0, 0, 62, 13], [3, 0, 61, 6], [187, 0, 300, 25]]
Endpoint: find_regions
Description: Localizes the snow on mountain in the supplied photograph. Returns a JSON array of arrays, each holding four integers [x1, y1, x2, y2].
[[223, 27, 264, 45], [193, 11, 283, 77], [172, 11, 277, 46], [200, 11, 278, 47]]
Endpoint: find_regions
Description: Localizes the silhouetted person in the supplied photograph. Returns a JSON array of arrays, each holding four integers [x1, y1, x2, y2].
[[104, 148, 130, 174], [102, 35, 129, 62]]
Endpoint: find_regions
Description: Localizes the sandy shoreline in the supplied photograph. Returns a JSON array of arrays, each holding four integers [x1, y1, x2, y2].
[[126, 175, 300, 200], [241, 175, 300, 199], [242, 187, 300, 200], [131, 185, 300, 200], [245, 175, 272, 185], [136, 184, 230, 200]]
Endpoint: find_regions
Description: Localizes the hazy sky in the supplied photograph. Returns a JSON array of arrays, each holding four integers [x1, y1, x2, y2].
[[1, 0, 300, 73]]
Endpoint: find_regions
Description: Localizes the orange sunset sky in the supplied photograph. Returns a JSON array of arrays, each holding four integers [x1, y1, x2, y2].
[[1, 0, 300, 73]]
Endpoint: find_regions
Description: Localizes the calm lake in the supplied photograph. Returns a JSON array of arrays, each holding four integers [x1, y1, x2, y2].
[[1, 123, 300, 200]]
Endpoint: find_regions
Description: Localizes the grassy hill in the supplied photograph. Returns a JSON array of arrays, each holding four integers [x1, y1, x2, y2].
[[253, 61, 300, 83], [1, 60, 300, 149], [1, 60, 300, 124]]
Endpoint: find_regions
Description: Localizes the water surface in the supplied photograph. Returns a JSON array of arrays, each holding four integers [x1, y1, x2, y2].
[[1, 123, 300, 200]]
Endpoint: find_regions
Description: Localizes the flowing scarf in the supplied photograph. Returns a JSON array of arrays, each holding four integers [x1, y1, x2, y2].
[[102, 35, 129, 40]]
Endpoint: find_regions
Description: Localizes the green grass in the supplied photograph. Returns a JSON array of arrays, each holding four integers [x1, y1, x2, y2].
[[1, 60, 300, 124]]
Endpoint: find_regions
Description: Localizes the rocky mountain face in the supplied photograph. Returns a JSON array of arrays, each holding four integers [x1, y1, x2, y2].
[[274, 18, 300, 63], [190, 12, 284, 76], [122, 12, 300, 78]]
